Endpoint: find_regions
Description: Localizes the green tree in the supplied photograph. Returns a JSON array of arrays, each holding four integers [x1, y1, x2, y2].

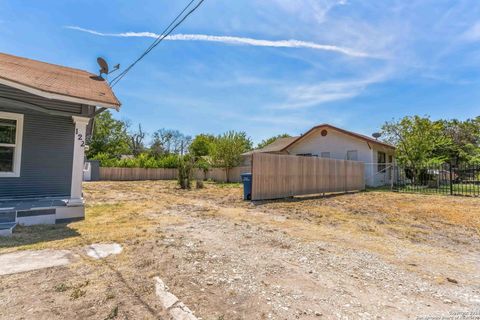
[[256, 134, 291, 149], [87, 111, 130, 158], [435, 117, 480, 165], [189, 134, 215, 158], [381, 116, 449, 166], [210, 131, 252, 182]]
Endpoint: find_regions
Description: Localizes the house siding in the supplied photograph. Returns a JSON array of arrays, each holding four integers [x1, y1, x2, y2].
[[285, 128, 395, 187], [0, 84, 92, 199], [286, 129, 373, 162]]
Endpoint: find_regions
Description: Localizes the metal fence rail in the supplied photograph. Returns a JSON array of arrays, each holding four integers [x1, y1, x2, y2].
[[393, 163, 480, 197]]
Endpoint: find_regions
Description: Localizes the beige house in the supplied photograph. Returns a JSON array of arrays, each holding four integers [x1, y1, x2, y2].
[[243, 124, 396, 187]]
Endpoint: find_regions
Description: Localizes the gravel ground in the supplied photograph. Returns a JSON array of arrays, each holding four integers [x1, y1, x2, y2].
[[0, 181, 479, 319]]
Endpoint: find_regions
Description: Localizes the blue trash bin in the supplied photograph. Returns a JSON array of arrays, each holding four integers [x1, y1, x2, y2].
[[241, 173, 252, 200]]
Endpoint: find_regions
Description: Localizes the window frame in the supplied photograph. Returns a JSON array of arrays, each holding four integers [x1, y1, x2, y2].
[[377, 151, 386, 173], [346, 150, 358, 161], [297, 153, 315, 157], [0, 111, 23, 178]]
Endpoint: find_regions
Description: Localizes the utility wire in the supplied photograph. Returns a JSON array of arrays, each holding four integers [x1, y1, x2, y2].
[[109, 0, 197, 85], [110, 0, 205, 87]]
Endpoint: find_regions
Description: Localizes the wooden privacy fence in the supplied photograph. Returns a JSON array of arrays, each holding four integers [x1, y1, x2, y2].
[[252, 153, 365, 200], [99, 166, 251, 183]]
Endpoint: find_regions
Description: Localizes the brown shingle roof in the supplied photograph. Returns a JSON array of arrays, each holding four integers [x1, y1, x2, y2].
[[0, 52, 120, 108], [243, 136, 299, 155]]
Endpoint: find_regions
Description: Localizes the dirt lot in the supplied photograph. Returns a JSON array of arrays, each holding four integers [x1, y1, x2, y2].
[[1, 181, 479, 320]]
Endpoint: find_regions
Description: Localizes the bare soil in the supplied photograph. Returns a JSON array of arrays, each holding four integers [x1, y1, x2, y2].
[[0, 181, 479, 320]]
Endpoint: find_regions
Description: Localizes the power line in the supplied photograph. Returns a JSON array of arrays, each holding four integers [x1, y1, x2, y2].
[[109, 0, 197, 86], [110, 0, 205, 87]]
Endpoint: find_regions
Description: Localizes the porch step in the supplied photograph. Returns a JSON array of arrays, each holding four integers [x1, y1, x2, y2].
[[0, 222, 17, 236], [0, 211, 16, 223]]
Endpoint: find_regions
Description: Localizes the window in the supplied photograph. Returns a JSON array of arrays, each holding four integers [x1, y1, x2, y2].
[[321, 152, 330, 158], [346, 150, 358, 161], [377, 151, 386, 172], [0, 112, 23, 177], [297, 153, 314, 157]]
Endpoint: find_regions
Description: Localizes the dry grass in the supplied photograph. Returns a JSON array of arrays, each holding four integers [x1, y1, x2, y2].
[[0, 184, 185, 253], [0, 181, 479, 320], [1, 180, 478, 255]]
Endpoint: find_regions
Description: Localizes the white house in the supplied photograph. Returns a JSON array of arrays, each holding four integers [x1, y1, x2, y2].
[[243, 124, 396, 187]]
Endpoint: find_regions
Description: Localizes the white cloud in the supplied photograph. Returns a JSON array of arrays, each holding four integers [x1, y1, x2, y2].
[[272, 72, 389, 109], [65, 25, 379, 58], [267, 0, 347, 23]]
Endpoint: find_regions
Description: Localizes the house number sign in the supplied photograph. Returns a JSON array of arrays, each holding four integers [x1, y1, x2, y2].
[[76, 128, 85, 147]]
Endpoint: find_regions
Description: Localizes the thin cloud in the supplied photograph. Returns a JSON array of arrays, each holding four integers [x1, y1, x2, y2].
[[65, 25, 378, 58], [272, 72, 390, 109]]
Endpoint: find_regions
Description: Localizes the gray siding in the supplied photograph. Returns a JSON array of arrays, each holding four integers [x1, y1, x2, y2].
[[0, 84, 95, 199], [0, 106, 75, 198]]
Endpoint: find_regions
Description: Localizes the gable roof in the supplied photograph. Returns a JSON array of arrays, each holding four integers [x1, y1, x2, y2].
[[0, 52, 120, 109], [243, 136, 299, 155], [281, 124, 395, 151]]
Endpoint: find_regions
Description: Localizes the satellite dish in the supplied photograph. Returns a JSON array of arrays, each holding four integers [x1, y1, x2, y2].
[[372, 132, 382, 140], [97, 57, 109, 76]]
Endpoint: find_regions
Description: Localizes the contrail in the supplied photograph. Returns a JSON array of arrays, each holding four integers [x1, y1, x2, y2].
[[65, 26, 377, 58]]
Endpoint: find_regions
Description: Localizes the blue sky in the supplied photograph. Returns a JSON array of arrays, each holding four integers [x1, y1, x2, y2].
[[1, 0, 480, 144]]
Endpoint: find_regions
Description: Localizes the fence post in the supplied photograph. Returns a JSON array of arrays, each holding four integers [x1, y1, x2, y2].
[[449, 162, 453, 196], [390, 164, 394, 191]]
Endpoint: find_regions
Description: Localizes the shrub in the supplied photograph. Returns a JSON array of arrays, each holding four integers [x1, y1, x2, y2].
[[91, 153, 181, 169]]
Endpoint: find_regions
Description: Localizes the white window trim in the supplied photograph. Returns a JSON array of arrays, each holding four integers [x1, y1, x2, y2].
[[0, 111, 23, 178], [346, 150, 358, 161]]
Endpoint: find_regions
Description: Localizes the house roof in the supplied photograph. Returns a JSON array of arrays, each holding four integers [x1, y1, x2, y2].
[[243, 136, 299, 155], [0, 52, 121, 109], [281, 124, 395, 151]]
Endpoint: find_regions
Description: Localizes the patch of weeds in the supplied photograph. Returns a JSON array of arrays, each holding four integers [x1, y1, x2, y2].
[[70, 288, 86, 300], [104, 305, 118, 320], [105, 292, 116, 300], [69, 280, 90, 300], [54, 282, 69, 292], [136, 258, 155, 268]]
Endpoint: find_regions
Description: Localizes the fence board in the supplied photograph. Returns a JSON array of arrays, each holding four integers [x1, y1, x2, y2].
[[99, 166, 251, 182], [251, 153, 365, 200]]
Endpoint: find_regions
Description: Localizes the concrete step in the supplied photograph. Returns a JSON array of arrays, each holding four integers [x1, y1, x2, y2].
[[0, 222, 17, 236], [0, 211, 16, 223]]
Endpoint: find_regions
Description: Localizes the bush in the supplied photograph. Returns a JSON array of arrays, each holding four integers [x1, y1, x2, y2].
[[91, 153, 181, 169], [178, 155, 194, 189]]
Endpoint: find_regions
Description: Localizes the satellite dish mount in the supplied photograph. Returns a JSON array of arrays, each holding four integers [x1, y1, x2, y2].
[[97, 57, 120, 78]]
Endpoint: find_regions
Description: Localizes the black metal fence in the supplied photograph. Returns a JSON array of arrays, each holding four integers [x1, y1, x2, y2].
[[393, 163, 480, 197]]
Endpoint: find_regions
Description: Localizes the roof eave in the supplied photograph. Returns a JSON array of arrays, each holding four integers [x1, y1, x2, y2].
[[0, 77, 121, 110], [280, 124, 395, 151]]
